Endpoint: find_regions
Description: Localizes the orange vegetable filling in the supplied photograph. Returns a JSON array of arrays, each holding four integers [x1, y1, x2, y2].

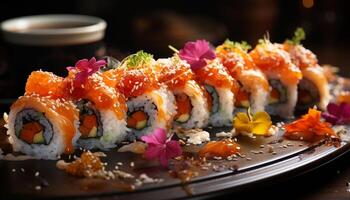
[[19, 122, 43, 144], [79, 114, 98, 138], [174, 93, 192, 122], [235, 89, 250, 107], [269, 88, 280, 103], [199, 139, 240, 158], [127, 111, 148, 129], [284, 108, 337, 141]]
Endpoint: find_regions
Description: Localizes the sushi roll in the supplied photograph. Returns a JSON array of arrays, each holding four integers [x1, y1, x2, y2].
[[155, 56, 210, 129], [282, 28, 330, 110], [103, 51, 176, 139], [7, 94, 79, 160], [250, 39, 302, 118], [216, 40, 270, 113], [63, 58, 128, 150], [178, 40, 239, 126]]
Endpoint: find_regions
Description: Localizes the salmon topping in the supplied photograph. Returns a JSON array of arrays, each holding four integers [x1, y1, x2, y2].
[[199, 139, 240, 158]]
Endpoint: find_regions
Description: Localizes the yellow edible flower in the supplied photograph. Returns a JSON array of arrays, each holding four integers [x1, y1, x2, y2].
[[233, 108, 272, 136]]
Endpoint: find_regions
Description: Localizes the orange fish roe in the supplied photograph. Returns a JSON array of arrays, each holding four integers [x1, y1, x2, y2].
[[12, 95, 79, 154], [193, 59, 239, 95], [250, 41, 302, 86], [25, 71, 65, 99], [199, 139, 240, 158], [105, 67, 160, 99], [282, 43, 318, 70], [155, 57, 193, 90], [63, 72, 127, 120], [216, 42, 270, 94], [284, 108, 338, 142], [58, 151, 104, 177]]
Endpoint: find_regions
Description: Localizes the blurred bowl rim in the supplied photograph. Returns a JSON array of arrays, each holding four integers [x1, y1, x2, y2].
[[0, 14, 107, 46]]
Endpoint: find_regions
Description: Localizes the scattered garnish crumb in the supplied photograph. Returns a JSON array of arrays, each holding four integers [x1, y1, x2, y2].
[[35, 185, 42, 191], [176, 129, 210, 145], [268, 125, 279, 136], [130, 162, 135, 167], [216, 131, 233, 138], [56, 151, 104, 178], [35, 172, 40, 177], [3, 112, 8, 123], [135, 174, 164, 186], [117, 141, 147, 154], [267, 145, 274, 153]]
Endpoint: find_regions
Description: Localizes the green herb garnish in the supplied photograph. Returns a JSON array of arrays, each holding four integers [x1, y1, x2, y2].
[[223, 39, 251, 52], [286, 27, 305, 45], [123, 50, 154, 69]]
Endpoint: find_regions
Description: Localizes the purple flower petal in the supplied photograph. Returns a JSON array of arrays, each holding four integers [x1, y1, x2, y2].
[[322, 112, 339, 124], [323, 102, 350, 125], [143, 144, 163, 160], [141, 128, 167, 145], [165, 140, 182, 159], [179, 39, 216, 71], [327, 103, 341, 116], [141, 128, 182, 167]]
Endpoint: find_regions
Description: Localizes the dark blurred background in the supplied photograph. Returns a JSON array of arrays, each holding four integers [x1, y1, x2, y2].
[[0, 0, 349, 100]]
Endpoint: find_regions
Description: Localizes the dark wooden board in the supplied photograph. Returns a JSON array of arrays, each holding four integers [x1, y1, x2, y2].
[[0, 120, 349, 200]]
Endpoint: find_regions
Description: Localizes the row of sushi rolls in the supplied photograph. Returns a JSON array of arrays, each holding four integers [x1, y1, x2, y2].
[[4, 28, 344, 159]]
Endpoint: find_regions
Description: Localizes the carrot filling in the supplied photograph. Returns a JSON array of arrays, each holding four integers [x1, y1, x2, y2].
[[127, 111, 148, 130], [19, 121, 44, 144], [174, 93, 192, 123], [235, 89, 250, 108], [79, 114, 99, 138], [77, 100, 103, 139]]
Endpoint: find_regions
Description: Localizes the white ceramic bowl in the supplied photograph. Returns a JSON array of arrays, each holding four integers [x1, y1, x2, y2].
[[1, 14, 107, 46]]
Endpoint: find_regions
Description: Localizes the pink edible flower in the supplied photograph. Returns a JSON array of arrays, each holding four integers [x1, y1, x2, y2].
[[141, 128, 182, 167], [322, 102, 350, 125], [67, 57, 106, 87], [179, 39, 216, 70]]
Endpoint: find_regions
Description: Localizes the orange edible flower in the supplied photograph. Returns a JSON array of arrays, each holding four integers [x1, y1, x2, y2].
[[284, 108, 338, 142]]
